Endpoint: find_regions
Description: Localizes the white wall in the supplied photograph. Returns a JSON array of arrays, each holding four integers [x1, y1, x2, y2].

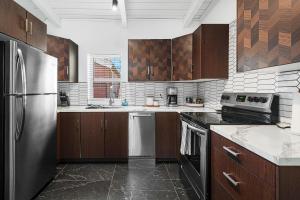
[[48, 20, 199, 82]]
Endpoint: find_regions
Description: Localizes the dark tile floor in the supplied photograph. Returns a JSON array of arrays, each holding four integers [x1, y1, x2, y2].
[[35, 159, 199, 200]]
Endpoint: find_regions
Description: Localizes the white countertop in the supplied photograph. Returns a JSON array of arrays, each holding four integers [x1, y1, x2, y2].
[[211, 125, 300, 166], [57, 105, 216, 113]]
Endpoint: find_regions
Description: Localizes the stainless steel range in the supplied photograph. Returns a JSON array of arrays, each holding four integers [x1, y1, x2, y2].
[[180, 93, 280, 200]]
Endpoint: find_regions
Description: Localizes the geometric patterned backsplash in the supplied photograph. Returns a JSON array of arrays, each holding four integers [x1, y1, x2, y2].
[[198, 21, 300, 123], [58, 20, 300, 123]]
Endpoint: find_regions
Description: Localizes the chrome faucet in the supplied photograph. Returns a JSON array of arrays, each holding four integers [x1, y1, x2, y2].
[[109, 85, 115, 106]]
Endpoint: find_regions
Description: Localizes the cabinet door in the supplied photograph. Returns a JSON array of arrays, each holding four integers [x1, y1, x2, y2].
[[192, 27, 202, 79], [128, 40, 149, 81], [0, 0, 27, 42], [193, 25, 229, 79], [26, 13, 47, 51], [155, 113, 179, 160], [81, 113, 105, 159], [68, 39, 79, 83], [105, 112, 128, 159], [172, 34, 193, 81], [59, 113, 81, 160], [149, 39, 171, 81], [47, 35, 69, 81]]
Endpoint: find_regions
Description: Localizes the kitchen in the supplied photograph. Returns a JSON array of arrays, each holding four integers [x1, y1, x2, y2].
[[1, 0, 300, 200]]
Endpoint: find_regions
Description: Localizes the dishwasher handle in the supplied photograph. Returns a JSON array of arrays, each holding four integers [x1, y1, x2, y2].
[[133, 115, 152, 118], [131, 114, 153, 118]]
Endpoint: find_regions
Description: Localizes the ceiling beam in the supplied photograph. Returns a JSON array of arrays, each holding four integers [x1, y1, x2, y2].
[[32, 0, 61, 27], [183, 0, 206, 27], [118, 0, 127, 27]]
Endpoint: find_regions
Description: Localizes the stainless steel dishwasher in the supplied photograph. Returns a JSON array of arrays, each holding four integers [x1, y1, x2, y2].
[[129, 112, 155, 158]]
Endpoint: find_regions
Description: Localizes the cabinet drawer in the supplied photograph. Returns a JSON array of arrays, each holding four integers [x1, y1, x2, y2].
[[212, 148, 275, 200], [211, 177, 233, 200], [211, 132, 276, 187]]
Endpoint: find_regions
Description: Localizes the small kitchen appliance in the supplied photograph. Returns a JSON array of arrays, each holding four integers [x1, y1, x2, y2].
[[59, 91, 70, 107], [180, 92, 279, 200], [166, 87, 178, 107]]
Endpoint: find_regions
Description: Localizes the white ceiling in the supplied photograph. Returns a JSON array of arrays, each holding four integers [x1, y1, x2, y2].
[[15, 0, 214, 25]]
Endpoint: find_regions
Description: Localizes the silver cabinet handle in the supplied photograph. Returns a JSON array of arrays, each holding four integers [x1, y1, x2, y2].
[[147, 65, 150, 80], [223, 146, 240, 158], [223, 172, 240, 187], [25, 19, 29, 32], [30, 21, 33, 35]]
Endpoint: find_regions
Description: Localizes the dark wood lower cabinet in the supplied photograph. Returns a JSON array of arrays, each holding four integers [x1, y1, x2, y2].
[[155, 112, 180, 160], [211, 178, 233, 200], [81, 113, 104, 159], [105, 112, 128, 159], [58, 112, 128, 161], [59, 113, 81, 160], [211, 131, 300, 200]]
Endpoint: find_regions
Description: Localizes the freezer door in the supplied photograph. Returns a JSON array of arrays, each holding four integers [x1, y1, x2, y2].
[[4, 41, 57, 95], [5, 94, 57, 200]]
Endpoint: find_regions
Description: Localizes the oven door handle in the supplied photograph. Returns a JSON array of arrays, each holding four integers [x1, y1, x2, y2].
[[187, 124, 208, 135]]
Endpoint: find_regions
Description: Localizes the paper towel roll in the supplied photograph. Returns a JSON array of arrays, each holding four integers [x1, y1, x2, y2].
[[291, 92, 300, 135]]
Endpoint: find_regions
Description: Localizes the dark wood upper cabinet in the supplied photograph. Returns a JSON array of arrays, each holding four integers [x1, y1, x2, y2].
[[128, 39, 171, 81], [155, 112, 180, 160], [26, 13, 47, 52], [128, 40, 149, 81], [105, 112, 128, 159], [172, 34, 193, 81], [47, 35, 78, 82], [58, 113, 81, 160], [237, 0, 300, 72], [0, 0, 27, 42], [0, 0, 47, 51], [193, 24, 229, 79], [149, 39, 171, 81], [81, 113, 105, 159]]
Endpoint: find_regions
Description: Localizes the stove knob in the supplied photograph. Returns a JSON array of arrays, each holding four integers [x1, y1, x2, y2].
[[254, 97, 260, 103], [247, 96, 254, 102], [222, 95, 230, 100], [259, 97, 268, 103]]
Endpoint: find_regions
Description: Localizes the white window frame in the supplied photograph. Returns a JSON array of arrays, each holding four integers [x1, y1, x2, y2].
[[87, 54, 122, 103]]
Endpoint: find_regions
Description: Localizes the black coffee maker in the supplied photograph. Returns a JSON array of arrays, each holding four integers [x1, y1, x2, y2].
[[166, 87, 178, 107], [59, 91, 70, 107]]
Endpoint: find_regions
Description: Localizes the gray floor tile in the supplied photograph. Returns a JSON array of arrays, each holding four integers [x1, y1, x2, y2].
[[111, 178, 175, 191], [114, 164, 170, 180], [56, 164, 115, 181], [172, 179, 193, 191], [165, 163, 185, 180], [117, 159, 157, 169], [36, 181, 111, 200], [176, 188, 199, 200], [108, 189, 179, 200]]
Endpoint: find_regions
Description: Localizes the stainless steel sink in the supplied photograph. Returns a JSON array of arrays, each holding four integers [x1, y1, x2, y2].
[[85, 105, 123, 109]]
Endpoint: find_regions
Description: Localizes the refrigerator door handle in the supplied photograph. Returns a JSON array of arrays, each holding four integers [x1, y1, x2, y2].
[[15, 48, 27, 141], [17, 48, 27, 98]]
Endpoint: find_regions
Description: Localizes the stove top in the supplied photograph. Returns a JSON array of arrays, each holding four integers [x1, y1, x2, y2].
[[181, 111, 270, 129]]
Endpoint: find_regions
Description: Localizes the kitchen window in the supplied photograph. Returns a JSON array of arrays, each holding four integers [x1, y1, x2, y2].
[[87, 54, 121, 101]]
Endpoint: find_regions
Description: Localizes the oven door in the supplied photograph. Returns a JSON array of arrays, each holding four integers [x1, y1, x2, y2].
[[181, 121, 209, 200]]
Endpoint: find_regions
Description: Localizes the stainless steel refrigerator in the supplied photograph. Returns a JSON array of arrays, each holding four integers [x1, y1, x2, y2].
[[0, 35, 57, 200]]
